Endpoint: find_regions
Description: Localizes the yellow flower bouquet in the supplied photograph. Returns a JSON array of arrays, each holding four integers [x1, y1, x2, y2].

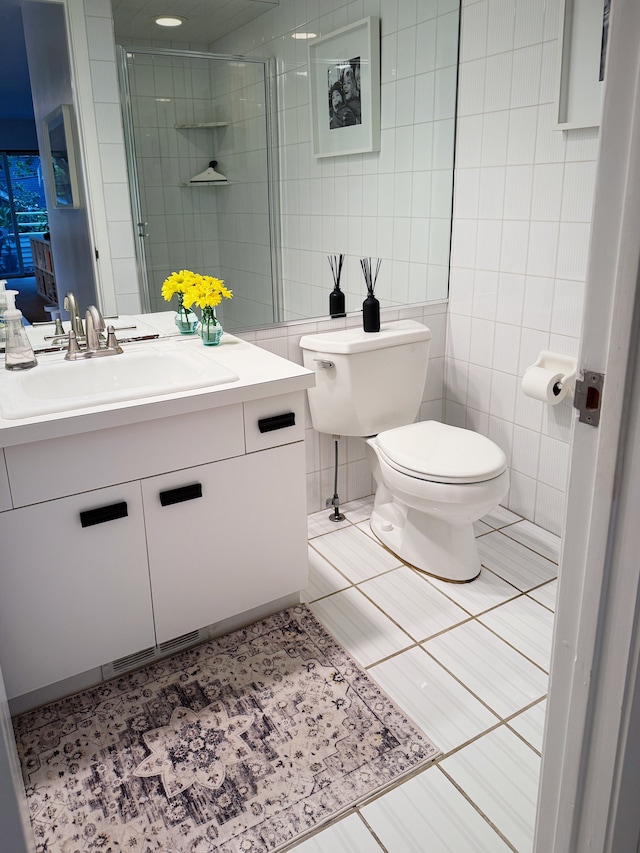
[[162, 270, 233, 344]]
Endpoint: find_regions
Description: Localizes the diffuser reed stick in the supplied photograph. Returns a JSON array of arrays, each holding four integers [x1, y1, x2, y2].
[[328, 253, 345, 287], [328, 253, 346, 318], [360, 257, 381, 332], [360, 257, 382, 297]]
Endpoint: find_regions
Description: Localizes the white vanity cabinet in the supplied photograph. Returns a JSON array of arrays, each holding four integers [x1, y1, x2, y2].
[[0, 382, 310, 702]]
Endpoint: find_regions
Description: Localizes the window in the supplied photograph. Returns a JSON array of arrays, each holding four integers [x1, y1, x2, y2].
[[0, 153, 49, 278]]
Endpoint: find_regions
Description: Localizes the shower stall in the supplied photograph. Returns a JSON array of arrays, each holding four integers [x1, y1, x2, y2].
[[117, 47, 281, 331]]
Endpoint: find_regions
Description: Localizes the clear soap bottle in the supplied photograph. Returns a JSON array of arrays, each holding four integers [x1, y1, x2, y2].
[[3, 290, 37, 370]]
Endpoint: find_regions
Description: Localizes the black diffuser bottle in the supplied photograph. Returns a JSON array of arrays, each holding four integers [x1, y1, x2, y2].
[[328, 254, 346, 317], [361, 257, 381, 333], [362, 293, 380, 332]]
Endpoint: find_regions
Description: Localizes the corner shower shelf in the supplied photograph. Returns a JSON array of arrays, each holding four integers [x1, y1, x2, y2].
[[175, 121, 229, 129], [179, 181, 230, 187]]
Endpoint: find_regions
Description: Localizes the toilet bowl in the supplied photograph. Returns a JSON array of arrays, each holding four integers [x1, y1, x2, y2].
[[366, 421, 509, 581], [299, 320, 510, 582]]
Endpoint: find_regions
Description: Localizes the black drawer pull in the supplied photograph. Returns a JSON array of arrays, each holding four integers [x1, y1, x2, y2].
[[80, 501, 128, 528], [258, 412, 296, 433], [159, 483, 203, 507]]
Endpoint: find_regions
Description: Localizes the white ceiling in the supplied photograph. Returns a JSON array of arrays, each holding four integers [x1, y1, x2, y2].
[[0, 0, 278, 124], [111, 0, 277, 46]]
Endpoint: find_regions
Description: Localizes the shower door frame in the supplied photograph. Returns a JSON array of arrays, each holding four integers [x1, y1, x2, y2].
[[116, 46, 282, 325]]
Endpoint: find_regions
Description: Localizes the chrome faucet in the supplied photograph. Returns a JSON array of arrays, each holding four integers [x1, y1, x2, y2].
[[65, 305, 123, 360], [85, 305, 104, 352], [63, 292, 84, 340]]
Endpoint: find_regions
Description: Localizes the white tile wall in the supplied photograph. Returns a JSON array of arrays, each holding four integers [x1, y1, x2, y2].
[[76, 0, 596, 532], [448, 0, 598, 534]]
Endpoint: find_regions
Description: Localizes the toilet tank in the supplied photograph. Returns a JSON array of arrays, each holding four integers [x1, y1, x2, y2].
[[299, 320, 432, 436]]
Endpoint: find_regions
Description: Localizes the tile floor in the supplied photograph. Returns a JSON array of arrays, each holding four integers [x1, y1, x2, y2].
[[294, 497, 559, 853]]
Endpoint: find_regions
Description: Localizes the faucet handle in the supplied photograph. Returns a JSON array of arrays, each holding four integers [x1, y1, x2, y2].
[[64, 330, 82, 361], [105, 326, 123, 354]]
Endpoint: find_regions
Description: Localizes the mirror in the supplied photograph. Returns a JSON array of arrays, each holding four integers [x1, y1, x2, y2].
[[11, 0, 461, 331]]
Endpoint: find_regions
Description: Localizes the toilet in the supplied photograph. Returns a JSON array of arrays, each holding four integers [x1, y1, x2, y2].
[[299, 320, 509, 582]]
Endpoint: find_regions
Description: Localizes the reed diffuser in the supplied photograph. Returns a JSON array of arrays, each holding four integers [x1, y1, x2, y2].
[[360, 257, 381, 332], [328, 254, 346, 318]]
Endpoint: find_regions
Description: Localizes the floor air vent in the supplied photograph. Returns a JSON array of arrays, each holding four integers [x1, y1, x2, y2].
[[102, 629, 207, 679]]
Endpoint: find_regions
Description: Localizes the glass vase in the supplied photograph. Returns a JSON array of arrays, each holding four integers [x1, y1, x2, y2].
[[174, 293, 199, 334], [200, 308, 223, 346]]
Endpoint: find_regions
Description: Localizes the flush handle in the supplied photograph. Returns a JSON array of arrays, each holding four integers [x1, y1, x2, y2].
[[314, 358, 335, 369]]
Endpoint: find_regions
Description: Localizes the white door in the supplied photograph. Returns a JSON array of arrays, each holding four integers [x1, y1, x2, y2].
[[535, 0, 640, 849]]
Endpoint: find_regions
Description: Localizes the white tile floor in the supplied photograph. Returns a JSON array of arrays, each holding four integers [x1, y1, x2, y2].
[[295, 497, 559, 853]]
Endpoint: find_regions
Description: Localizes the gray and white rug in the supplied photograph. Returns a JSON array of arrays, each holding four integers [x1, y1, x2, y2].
[[14, 605, 440, 852]]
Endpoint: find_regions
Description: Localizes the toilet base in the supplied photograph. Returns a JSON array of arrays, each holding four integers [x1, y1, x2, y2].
[[370, 497, 481, 583]]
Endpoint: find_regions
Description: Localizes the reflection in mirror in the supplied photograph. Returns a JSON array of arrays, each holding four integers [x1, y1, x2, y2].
[[117, 48, 281, 332], [111, 1, 460, 330]]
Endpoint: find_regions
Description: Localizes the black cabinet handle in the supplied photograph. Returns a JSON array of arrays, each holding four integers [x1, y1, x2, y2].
[[159, 483, 203, 507], [258, 412, 296, 433], [80, 501, 128, 528]]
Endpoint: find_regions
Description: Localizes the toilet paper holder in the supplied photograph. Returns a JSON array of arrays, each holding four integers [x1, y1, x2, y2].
[[522, 350, 578, 404]]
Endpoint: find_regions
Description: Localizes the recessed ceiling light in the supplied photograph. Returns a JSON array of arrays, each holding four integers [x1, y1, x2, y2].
[[291, 32, 317, 40], [154, 15, 186, 27]]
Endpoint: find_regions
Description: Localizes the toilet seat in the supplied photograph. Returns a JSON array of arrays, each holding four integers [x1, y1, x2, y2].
[[376, 421, 507, 484]]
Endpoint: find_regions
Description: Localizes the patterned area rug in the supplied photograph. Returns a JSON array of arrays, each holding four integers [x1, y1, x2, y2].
[[14, 605, 440, 852]]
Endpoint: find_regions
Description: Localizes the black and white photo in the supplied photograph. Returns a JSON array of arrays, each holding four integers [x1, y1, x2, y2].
[[308, 18, 379, 157]]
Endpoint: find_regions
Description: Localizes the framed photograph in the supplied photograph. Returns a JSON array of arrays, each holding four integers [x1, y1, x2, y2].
[[308, 17, 380, 158], [42, 104, 81, 208], [555, 0, 610, 130]]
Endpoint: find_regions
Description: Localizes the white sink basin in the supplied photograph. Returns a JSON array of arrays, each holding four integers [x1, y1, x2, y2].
[[0, 342, 239, 420]]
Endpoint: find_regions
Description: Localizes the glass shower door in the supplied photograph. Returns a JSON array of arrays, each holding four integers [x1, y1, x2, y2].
[[117, 47, 281, 331]]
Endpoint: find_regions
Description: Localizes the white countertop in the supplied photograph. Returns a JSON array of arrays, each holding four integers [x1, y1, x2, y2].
[[0, 313, 314, 448]]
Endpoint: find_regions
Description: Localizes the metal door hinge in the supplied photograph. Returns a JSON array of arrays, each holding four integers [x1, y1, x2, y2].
[[573, 371, 605, 427]]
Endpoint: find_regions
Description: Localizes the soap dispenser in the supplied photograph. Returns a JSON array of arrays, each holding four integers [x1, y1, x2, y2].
[[3, 290, 37, 370]]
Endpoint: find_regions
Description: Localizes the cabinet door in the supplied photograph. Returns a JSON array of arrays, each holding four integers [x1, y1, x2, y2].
[[143, 442, 308, 644], [0, 483, 155, 699]]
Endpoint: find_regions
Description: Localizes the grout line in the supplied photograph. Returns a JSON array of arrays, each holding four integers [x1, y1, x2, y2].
[[436, 763, 521, 853]]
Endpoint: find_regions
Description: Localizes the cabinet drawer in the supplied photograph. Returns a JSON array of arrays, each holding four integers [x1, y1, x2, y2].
[[5, 404, 244, 507], [243, 392, 306, 453], [0, 451, 11, 512]]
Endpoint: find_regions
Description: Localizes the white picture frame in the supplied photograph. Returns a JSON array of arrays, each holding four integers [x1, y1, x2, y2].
[[42, 104, 82, 208], [556, 0, 610, 130], [308, 17, 380, 158]]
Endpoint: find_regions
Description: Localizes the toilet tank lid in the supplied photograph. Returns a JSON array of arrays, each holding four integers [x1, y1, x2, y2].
[[299, 320, 431, 354]]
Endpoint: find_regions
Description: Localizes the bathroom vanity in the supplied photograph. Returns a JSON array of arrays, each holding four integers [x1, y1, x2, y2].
[[0, 316, 314, 705]]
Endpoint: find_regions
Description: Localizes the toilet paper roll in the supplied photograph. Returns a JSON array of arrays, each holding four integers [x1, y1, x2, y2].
[[522, 366, 569, 405]]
